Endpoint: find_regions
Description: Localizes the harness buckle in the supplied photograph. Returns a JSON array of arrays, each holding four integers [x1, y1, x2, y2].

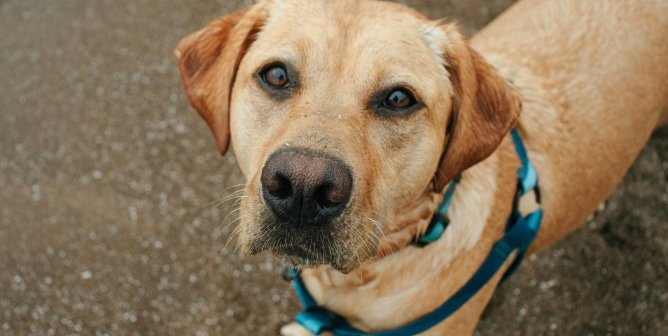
[[516, 159, 542, 218]]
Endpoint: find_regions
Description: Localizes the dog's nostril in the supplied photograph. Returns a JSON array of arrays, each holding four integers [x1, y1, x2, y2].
[[313, 185, 341, 208], [314, 184, 340, 209], [266, 174, 293, 199]]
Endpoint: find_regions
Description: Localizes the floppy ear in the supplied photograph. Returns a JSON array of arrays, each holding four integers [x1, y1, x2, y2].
[[175, 5, 266, 154], [434, 27, 521, 190]]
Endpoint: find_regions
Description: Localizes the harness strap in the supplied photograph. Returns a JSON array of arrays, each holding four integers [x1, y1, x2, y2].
[[416, 175, 460, 245], [288, 128, 543, 335]]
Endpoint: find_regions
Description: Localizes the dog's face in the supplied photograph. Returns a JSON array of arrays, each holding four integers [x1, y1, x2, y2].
[[176, 0, 520, 272]]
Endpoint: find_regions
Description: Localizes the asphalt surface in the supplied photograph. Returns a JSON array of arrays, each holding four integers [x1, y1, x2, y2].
[[0, 0, 666, 335]]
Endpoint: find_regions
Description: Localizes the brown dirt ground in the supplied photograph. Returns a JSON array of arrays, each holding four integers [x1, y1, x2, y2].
[[0, 0, 666, 335]]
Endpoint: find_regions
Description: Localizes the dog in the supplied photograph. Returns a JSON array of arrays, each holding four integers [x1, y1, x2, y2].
[[175, 0, 668, 334]]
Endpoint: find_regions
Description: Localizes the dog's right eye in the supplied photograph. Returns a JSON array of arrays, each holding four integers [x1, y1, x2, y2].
[[261, 64, 289, 88]]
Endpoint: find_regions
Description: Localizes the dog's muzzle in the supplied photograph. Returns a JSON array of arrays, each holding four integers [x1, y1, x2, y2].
[[253, 148, 354, 268]]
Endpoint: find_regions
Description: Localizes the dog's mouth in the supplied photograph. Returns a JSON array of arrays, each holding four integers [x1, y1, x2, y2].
[[244, 216, 366, 273], [270, 244, 333, 270]]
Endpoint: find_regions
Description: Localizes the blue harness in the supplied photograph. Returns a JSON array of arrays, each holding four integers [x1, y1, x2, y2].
[[285, 129, 543, 335]]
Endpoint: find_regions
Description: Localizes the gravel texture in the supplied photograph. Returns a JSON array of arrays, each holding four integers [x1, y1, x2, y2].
[[0, 0, 666, 335]]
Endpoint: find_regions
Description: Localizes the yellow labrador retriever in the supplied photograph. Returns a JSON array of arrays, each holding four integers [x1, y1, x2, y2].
[[175, 0, 668, 334]]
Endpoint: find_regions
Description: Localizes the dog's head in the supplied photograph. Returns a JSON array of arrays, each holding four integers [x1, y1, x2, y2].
[[176, 0, 520, 272]]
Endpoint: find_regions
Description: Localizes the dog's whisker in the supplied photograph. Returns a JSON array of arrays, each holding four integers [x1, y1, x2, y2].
[[219, 214, 244, 238], [224, 224, 245, 252], [364, 216, 387, 254], [219, 206, 243, 229], [218, 216, 243, 241], [213, 193, 248, 210], [219, 183, 247, 194], [351, 225, 373, 284], [191, 185, 245, 209]]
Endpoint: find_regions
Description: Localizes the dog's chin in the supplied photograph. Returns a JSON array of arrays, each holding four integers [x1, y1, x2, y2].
[[243, 235, 362, 274], [274, 246, 361, 274]]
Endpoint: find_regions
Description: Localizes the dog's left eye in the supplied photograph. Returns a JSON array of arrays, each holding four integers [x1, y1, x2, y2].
[[374, 87, 421, 116], [384, 89, 415, 109]]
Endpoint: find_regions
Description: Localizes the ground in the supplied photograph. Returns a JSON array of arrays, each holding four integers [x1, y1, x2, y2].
[[0, 0, 666, 335]]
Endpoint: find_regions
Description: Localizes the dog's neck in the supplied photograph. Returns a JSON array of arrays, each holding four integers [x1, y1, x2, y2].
[[300, 135, 521, 332]]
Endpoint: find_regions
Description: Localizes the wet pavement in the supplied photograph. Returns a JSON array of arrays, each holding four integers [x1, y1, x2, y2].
[[0, 0, 666, 335]]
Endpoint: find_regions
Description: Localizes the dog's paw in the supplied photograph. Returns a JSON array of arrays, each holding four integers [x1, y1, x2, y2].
[[279, 322, 313, 336]]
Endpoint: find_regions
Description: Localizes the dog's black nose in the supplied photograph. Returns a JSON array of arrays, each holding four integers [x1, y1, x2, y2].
[[261, 149, 352, 226]]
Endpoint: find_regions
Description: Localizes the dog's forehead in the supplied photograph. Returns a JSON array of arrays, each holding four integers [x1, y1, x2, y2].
[[261, 0, 428, 25], [260, 0, 435, 53]]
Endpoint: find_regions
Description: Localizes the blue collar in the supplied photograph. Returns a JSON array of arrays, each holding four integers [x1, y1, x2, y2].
[[285, 129, 543, 336]]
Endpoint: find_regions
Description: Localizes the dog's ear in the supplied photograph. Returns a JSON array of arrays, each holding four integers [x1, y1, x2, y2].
[[434, 27, 521, 190], [175, 6, 266, 155]]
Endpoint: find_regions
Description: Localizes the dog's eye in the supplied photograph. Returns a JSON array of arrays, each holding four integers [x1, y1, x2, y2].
[[261, 65, 289, 88], [384, 89, 415, 109], [372, 87, 422, 117]]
